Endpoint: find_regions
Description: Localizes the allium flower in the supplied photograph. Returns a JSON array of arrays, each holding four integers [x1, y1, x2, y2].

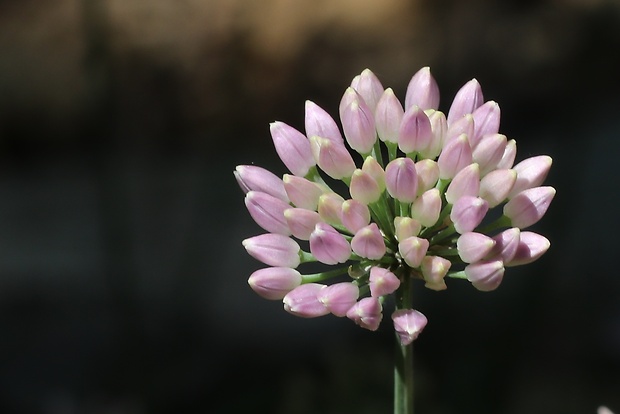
[[236, 67, 555, 346]]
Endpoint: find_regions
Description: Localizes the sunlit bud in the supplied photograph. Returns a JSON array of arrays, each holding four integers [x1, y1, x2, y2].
[[309, 222, 352, 264], [245, 191, 291, 235], [318, 282, 360, 317], [496, 139, 517, 169], [269, 122, 315, 177], [341, 89, 377, 154], [283, 174, 325, 210], [341, 199, 371, 233], [421, 256, 451, 291], [351, 223, 386, 260], [309, 136, 356, 180], [473, 133, 508, 176], [248, 267, 302, 300], [305, 100, 343, 144], [465, 259, 505, 292], [405, 66, 440, 111], [284, 208, 323, 240], [488, 227, 520, 263], [505, 231, 551, 267], [398, 236, 429, 268], [424, 110, 447, 159], [243, 233, 301, 268], [394, 216, 422, 241], [445, 114, 474, 145], [479, 169, 517, 208], [471, 101, 501, 148], [392, 309, 428, 345], [283, 283, 330, 318], [415, 159, 439, 195], [456, 232, 496, 263], [369, 266, 401, 297], [350, 68, 384, 112], [235, 165, 289, 202], [385, 157, 418, 203], [346, 296, 383, 331], [350, 169, 382, 205], [317, 192, 345, 225], [503, 186, 556, 229], [398, 105, 433, 154], [450, 196, 489, 234], [447, 78, 484, 125], [375, 88, 404, 144], [508, 155, 553, 199], [445, 163, 480, 204], [437, 134, 473, 180], [411, 188, 441, 227], [362, 156, 386, 192]]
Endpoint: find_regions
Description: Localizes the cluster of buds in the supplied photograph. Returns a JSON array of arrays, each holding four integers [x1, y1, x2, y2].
[[235, 67, 554, 345]]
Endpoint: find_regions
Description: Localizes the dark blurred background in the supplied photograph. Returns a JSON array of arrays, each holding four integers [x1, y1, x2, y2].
[[1, 1, 619, 413]]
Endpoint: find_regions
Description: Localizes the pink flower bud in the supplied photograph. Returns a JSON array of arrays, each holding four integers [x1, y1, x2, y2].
[[465, 259, 505, 292], [350, 68, 384, 112], [496, 139, 517, 169], [398, 236, 429, 268], [473, 133, 508, 176], [421, 255, 451, 291], [309, 222, 352, 264], [415, 159, 439, 195], [305, 100, 343, 144], [350, 169, 382, 205], [341, 89, 377, 154], [392, 309, 428, 345], [505, 231, 550, 267], [450, 196, 489, 234], [309, 136, 356, 180], [411, 188, 441, 227], [351, 223, 386, 260], [508, 155, 553, 199], [437, 134, 473, 180], [245, 191, 291, 235], [471, 101, 501, 148], [375, 88, 404, 144], [283, 283, 330, 318], [385, 157, 418, 203], [269, 121, 315, 177], [479, 169, 517, 208], [456, 232, 496, 263], [447, 78, 484, 125], [283, 174, 325, 210], [424, 110, 447, 159], [398, 105, 433, 154], [317, 282, 360, 317], [445, 163, 480, 204], [503, 186, 556, 229], [317, 192, 345, 225], [234, 165, 289, 202], [488, 227, 521, 263], [394, 216, 422, 241], [346, 296, 383, 331], [405, 66, 440, 111], [369, 266, 401, 297], [243, 233, 301, 268], [341, 199, 371, 233], [445, 113, 474, 145], [248, 267, 302, 300], [362, 156, 386, 192], [284, 208, 323, 240]]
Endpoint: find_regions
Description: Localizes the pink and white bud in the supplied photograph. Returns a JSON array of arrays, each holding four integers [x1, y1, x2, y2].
[[351, 223, 386, 260], [346, 296, 383, 331], [505, 231, 550, 267], [350, 169, 382, 205], [445, 114, 475, 145], [248, 267, 302, 300], [309, 136, 356, 180], [394, 216, 422, 241], [317, 192, 345, 225], [341, 199, 371, 233], [245, 191, 291, 235], [283, 283, 330, 318], [243, 233, 301, 268], [465, 259, 505, 292], [411, 188, 441, 228], [398, 236, 429, 268], [305, 100, 343, 144], [341, 89, 377, 154], [450, 196, 489, 234], [350, 68, 384, 112], [456, 232, 496, 263], [488, 227, 521, 263], [398, 105, 433, 154], [447, 78, 484, 125], [424, 110, 448, 159], [362, 156, 386, 192], [385, 157, 418, 203], [503, 186, 556, 229], [479, 169, 517, 208], [445, 163, 480, 204], [283, 174, 325, 210], [235, 165, 289, 202], [284, 208, 323, 240], [309, 222, 351, 264], [471, 101, 501, 148], [269, 121, 316, 177], [369, 266, 401, 297], [437, 134, 473, 180], [473, 133, 508, 176], [375, 88, 404, 144], [318, 282, 360, 317], [405, 66, 440, 111], [392, 309, 428, 345], [421, 255, 451, 291], [415, 159, 440, 195], [508, 155, 553, 199], [496, 139, 517, 169]]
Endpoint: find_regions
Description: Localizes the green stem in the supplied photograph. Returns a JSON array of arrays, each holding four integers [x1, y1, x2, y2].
[[301, 267, 348, 283], [394, 272, 414, 414]]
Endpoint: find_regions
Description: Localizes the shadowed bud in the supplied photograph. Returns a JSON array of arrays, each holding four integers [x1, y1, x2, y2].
[[488, 227, 521, 263], [375, 88, 404, 144], [398, 105, 433, 154], [450, 196, 489, 234], [318, 282, 360, 317], [508, 155, 553, 199], [445, 113, 474, 145], [248, 267, 302, 300], [317, 192, 345, 225], [346, 297, 383, 331], [284, 208, 323, 240], [473, 133, 508, 176], [503, 186, 556, 229], [283, 174, 325, 210], [351, 223, 386, 260], [350, 68, 384, 112], [235, 165, 289, 202], [245, 191, 291, 235], [479, 169, 517, 208], [445, 163, 480, 204], [394, 216, 422, 241], [411, 188, 441, 227], [283, 283, 330, 318], [457, 232, 496, 263], [341, 199, 371, 233], [405, 66, 440, 111], [415, 159, 440, 195], [309, 136, 356, 180], [471, 101, 501, 148], [362, 156, 386, 192], [305, 100, 343, 144], [421, 256, 451, 291], [437, 134, 473, 179], [392, 309, 428, 345], [369, 266, 401, 297], [385, 157, 418, 203], [496, 139, 517, 169], [243, 233, 301, 268], [341, 88, 377, 154], [424, 110, 447, 159], [399, 236, 429, 268], [309, 222, 351, 264], [447, 78, 484, 125], [505, 231, 551, 267], [350, 169, 382, 204], [465, 259, 505, 292], [270, 121, 316, 177]]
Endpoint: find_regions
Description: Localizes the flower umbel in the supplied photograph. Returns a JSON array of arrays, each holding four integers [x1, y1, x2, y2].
[[236, 67, 555, 345]]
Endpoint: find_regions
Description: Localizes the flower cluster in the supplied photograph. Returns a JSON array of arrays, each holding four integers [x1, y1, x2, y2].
[[235, 67, 554, 345]]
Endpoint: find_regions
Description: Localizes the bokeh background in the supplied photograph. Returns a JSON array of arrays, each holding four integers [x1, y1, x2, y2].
[[1, 1, 619, 413]]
